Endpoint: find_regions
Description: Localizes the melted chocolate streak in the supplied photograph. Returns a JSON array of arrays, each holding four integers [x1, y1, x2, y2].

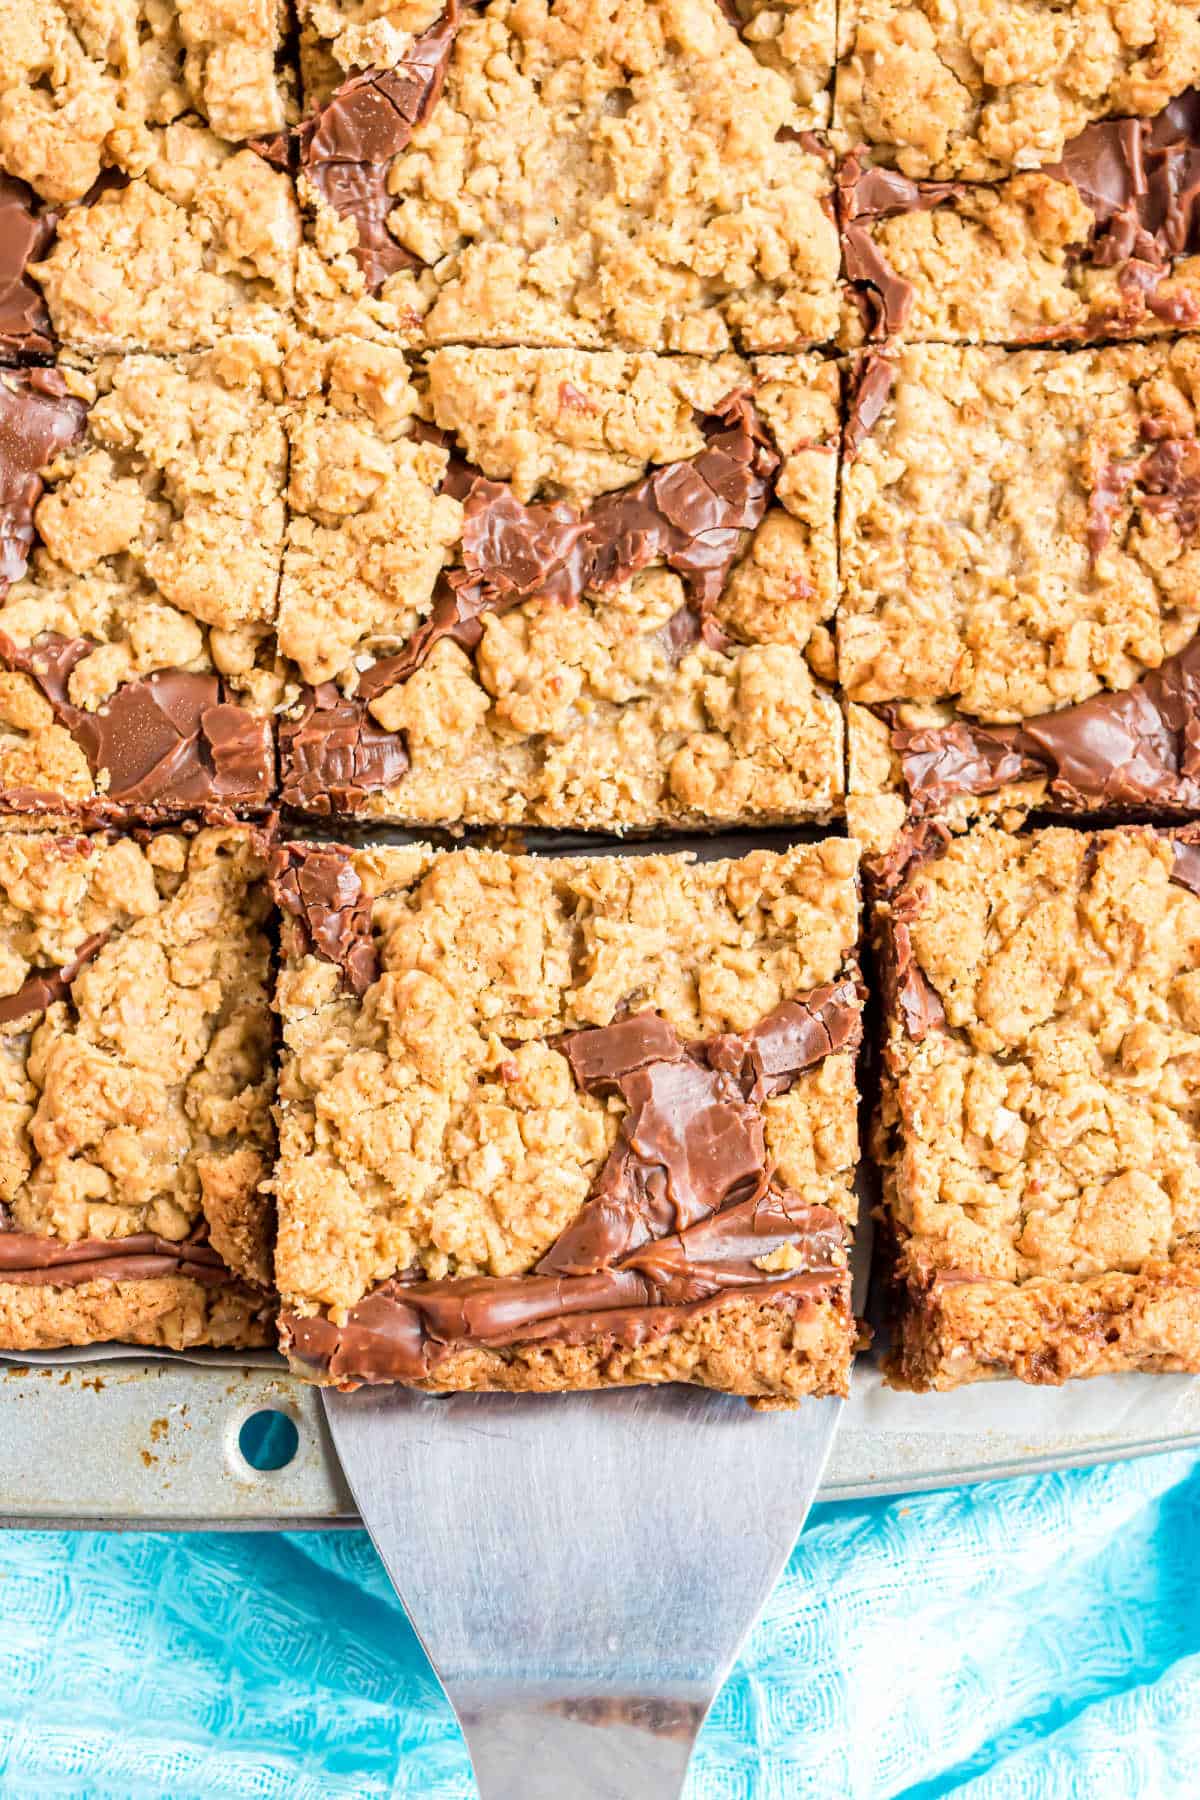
[[889, 612, 1200, 819], [278, 866, 862, 1383], [839, 89, 1200, 336], [280, 391, 782, 809], [0, 928, 108, 1028], [0, 1226, 236, 1289]]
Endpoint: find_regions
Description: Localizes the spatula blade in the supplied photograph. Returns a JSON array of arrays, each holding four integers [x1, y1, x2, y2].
[[324, 1381, 842, 1800]]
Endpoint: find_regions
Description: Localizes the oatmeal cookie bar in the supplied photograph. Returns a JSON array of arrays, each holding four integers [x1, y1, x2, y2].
[[2, 123, 300, 359], [0, 1, 295, 208], [0, 825, 275, 1351], [833, 0, 1200, 182], [837, 93, 1200, 346], [0, 345, 285, 823], [278, 337, 843, 830], [293, 0, 840, 352], [875, 822, 1200, 1390], [272, 837, 862, 1402], [838, 341, 1200, 853]]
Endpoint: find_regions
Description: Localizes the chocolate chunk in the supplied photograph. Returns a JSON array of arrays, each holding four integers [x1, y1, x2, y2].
[[246, 132, 294, 172], [1087, 455, 1141, 562], [353, 390, 780, 704], [270, 842, 380, 996], [588, 390, 780, 614], [561, 1011, 686, 1088], [1044, 90, 1200, 279], [868, 831, 951, 1043], [0, 370, 87, 588], [1139, 437, 1200, 539], [1115, 258, 1200, 328], [299, 4, 463, 289], [706, 983, 865, 1101], [278, 683, 409, 810], [282, 1190, 848, 1384], [69, 672, 273, 808], [836, 155, 964, 337], [0, 627, 92, 704], [0, 176, 56, 359], [0, 929, 108, 1028], [1170, 833, 1200, 898], [889, 919, 946, 1042], [541, 984, 859, 1277], [657, 605, 703, 662], [891, 631, 1200, 815], [0, 635, 273, 812], [0, 1222, 237, 1288], [1088, 425, 1200, 563], [844, 355, 893, 459], [461, 481, 594, 606]]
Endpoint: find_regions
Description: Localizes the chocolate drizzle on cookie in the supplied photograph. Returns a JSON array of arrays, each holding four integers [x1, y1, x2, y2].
[[279, 978, 861, 1384]]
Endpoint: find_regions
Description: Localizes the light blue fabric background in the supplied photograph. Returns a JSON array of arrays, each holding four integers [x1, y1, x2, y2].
[[1, 1451, 1198, 1798]]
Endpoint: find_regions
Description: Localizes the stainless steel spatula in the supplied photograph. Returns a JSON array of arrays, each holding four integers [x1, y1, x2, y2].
[[324, 1381, 842, 1799]]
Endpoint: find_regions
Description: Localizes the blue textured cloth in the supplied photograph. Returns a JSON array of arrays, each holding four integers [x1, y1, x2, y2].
[[2, 1452, 1199, 1797]]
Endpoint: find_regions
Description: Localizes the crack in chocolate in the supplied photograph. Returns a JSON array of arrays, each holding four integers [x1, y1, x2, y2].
[[541, 989, 863, 1275], [0, 929, 109, 1028], [269, 842, 380, 996], [0, 176, 57, 359], [299, 1, 464, 290], [0, 631, 274, 814], [277, 681, 410, 812], [0, 1221, 243, 1289], [279, 969, 862, 1384], [837, 154, 964, 337], [281, 392, 783, 805], [888, 631, 1200, 816]]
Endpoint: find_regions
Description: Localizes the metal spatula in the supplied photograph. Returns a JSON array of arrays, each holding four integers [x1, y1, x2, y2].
[[324, 1381, 841, 1799]]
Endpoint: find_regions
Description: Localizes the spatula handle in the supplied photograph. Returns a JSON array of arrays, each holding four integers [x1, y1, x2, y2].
[[452, 1689, 702, 1800]]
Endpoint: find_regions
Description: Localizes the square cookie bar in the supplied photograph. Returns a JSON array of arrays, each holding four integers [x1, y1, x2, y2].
[[278, 338, 843, 831], [833, 0, 1200, 181], [273, 837, 862, 1402], [0, 826, 275, 1351], [3, 125, 300, 360], [0, 345, 285, 822], [293, 0, 840, 352], [838, 340, 1200, 854], [875, 822, 1200, 1389], [837, 91, 1200, 346], [0, 1, 295, 210]]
